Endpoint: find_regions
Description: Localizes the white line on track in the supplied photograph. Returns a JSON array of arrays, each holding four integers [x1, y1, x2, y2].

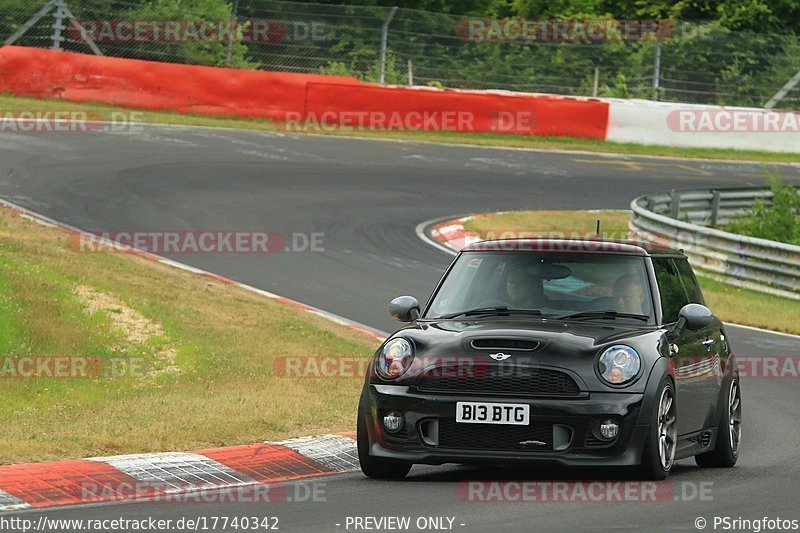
[[100, 120, 800, 168]]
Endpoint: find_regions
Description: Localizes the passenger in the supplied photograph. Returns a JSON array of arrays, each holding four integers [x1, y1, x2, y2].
[[613, 274, 646, 315]]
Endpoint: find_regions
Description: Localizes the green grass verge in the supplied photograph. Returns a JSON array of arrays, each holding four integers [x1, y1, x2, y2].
[[464, 210, 800, 335], [1, 93, 798, 163], [0, 208, 378, 464]]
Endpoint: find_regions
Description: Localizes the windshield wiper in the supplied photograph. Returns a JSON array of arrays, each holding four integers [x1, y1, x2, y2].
[[555, 310, 649, 322], [439, 307, 543, 319]]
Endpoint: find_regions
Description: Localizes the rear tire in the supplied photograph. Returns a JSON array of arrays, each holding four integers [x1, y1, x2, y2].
[[695, 377, 740, 468], [640, 376, 677, 480], [357, 406, 412, 480]]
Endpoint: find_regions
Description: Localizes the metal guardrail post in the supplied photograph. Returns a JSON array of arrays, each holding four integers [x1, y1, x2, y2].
[[669, 190, 680, 219], [51, 0, 66, 51], [379, 6, 398, 85], [224, 0, 240, 67], [710, 190, 721, 228], [651, 41, 662, 101]]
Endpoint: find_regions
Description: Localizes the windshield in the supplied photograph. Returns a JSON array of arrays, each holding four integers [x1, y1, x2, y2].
[[425, 251, 655, 323]]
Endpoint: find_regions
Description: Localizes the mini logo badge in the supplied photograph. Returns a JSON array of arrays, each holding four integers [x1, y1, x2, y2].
[[489, 352, 511, 361]]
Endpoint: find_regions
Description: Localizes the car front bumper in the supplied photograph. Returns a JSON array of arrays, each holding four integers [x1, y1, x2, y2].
[[363, 384, 649, 467]]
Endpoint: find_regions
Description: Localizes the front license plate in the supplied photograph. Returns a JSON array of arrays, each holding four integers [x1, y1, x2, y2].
[[455, 402, 530, 425]]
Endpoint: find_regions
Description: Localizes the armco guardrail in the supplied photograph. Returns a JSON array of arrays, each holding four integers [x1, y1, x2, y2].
[[629, 187, 800, 300]]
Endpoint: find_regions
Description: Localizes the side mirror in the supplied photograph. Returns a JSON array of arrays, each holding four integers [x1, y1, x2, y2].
[[675, 303, 713, 333], [388, 296, 420, 322]]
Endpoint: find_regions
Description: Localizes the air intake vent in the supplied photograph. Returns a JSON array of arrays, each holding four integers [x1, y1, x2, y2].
[[700, 431, 712, 447], [435, 420, 554, 451], [470, 338, 539, 351], [585, 433, 606, 447]]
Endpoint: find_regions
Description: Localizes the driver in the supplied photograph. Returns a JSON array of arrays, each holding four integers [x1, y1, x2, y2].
[[504, 263, 544, 309], [613, 274, 646, 315]]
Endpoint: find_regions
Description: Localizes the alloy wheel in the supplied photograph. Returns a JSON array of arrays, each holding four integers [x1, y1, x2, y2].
[[728, 380, 742, 454], [658, 385, 677, 470]]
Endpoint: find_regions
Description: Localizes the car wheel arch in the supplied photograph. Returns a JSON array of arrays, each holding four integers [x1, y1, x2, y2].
[[635, 357, 677, 427]]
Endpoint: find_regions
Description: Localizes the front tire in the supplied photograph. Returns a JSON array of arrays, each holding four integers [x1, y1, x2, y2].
[[695, 377, 741, 468], [640, 376, 677, 480], [357, 406, 412, 480]]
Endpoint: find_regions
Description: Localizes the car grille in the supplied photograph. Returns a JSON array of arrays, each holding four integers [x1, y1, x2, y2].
[[436, 420, 554, 451], [416, 364, 581, 397]]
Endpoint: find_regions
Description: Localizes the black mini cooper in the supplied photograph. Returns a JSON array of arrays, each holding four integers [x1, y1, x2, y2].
[[358, 239, 741, 480]]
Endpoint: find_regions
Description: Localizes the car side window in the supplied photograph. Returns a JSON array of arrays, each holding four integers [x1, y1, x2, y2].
[[674, 258, 705, 305], [652, 257, 690, 324]]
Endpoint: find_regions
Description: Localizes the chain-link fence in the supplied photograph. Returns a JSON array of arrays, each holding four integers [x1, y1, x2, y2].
[[3, 0, 800, 109]]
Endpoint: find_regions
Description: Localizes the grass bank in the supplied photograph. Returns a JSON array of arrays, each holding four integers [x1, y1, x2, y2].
[[0, 207, 378, 464]]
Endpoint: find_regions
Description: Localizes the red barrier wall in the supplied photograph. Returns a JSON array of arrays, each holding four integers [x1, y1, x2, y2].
[[0, 46, 609, 138], [305, 83, 608, 139], [0, 46, 358, 120]]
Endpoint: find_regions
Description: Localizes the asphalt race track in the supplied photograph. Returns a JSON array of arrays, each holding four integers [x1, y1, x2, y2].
[[1, 125, 799, 532]]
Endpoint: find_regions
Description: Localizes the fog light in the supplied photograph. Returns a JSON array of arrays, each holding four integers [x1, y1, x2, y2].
[[382, 412, 403, 432], [599, 419, 619, 440]]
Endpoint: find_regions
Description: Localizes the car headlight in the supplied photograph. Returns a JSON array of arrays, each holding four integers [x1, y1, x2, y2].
[[598, 345, 640, 385], [377, 338, 414, 379]]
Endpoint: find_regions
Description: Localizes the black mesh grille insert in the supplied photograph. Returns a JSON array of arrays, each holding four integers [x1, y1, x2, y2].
[[436, 420, 554, 451], [470, 338, 539, 351], [416, 364, 580, 397]]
